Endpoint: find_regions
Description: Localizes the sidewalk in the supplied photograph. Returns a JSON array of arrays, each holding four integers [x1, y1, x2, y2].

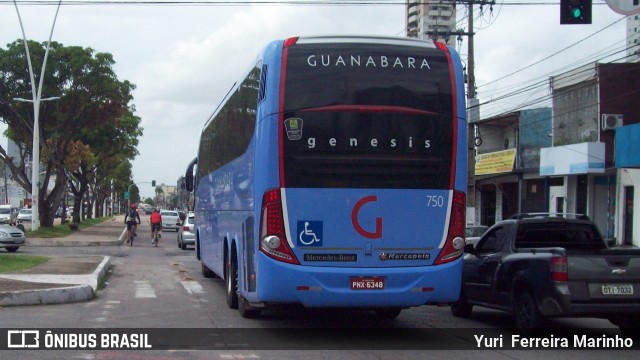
[[0, 216, 125, 306]]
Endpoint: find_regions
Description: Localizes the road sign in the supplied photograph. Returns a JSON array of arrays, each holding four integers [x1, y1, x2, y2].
[[606, 0, 640, 15], [124, 191, 130, 200]]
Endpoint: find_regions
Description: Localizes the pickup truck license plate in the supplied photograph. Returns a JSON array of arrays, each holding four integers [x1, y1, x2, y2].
[[601, 284, 634, 295], [350, 277, 385, 290]]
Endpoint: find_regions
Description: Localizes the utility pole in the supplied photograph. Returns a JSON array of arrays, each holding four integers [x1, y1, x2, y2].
[[413, 0, 484, 222], [466, 1, 479, 222]]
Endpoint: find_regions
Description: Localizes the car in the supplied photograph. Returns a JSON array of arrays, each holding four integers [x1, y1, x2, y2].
[[464, 225, 489, 247], [177, 212, 195, 250], [452, 213, 640, 336], [0, 224, 25, 252], [55, 207, 65, 218], [16, 208, 32, 222], [0, 205, 17, 225], [160, 210, 180, 232]]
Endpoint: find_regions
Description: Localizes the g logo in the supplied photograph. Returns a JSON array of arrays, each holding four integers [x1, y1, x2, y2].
[[351, 196, 383, 239]]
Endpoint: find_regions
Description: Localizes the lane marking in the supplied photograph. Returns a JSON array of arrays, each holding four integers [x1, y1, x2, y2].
[[134, 280, 157, 298], [180, 280, 205, 295]]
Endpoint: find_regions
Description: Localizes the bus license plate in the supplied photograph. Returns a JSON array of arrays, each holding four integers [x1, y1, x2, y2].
[[350, 277, 385, 290], [601, 284, 634, 295]]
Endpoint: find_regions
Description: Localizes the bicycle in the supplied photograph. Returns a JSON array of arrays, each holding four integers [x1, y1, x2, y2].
[[126, 221, 139, 246], [151, 224, 161, 247]]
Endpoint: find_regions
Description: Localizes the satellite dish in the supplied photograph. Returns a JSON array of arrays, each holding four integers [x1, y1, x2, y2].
[[606, 0, 640, 15]]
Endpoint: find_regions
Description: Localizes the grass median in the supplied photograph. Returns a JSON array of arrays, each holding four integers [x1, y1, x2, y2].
[[0, 217, 113, 274], [23, 216, 112, 238], [0, 254, 49, 273]]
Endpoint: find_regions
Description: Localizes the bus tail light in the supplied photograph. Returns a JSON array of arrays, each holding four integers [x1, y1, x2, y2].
[[284, 37, 299, 48], [550, 256, 568, 282], [434, 191, 466, 265], [259, 188, 299, 265]]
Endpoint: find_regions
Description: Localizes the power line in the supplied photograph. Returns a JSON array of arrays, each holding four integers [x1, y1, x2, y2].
[[477, 16, 627, 89], [0, 0, 615, 6], [473, 54, 640, 142], [478, 42, 638, 120]]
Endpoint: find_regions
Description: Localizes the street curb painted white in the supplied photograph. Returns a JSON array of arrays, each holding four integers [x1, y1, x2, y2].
[[0, 284, 94, 306], [0, 256, 111, 306]]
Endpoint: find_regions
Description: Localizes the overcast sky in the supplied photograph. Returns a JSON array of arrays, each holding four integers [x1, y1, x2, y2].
[[0, 1, 628, 199]]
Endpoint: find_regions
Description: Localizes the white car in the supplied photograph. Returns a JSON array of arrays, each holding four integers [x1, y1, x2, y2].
[[160, 210, 181, 232], [0, 205, 17, 225], [177, 212, 195, 250], [465, 225, 489, 248], [16, 208, 32, 222]]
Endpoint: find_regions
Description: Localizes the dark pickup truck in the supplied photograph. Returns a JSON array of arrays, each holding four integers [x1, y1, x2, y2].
[[452, 213, 640, 336]]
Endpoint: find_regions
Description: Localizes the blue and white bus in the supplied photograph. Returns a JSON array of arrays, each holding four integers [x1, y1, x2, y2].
[[185, 36, 467, 318]]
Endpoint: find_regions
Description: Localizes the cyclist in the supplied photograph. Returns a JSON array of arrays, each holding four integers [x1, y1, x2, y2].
[[150, 208, 162, 244], [124, 205, 141, 244]]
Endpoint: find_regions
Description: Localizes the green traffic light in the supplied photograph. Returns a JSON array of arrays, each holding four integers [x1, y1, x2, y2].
[[572, 8, 582, 19]]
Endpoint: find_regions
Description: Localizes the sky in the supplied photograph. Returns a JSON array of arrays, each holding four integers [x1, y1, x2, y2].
[[0, 1, 629, 199]]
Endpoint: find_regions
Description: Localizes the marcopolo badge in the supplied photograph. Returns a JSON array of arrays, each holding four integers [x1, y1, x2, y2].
[[284, 118, 303, 140]]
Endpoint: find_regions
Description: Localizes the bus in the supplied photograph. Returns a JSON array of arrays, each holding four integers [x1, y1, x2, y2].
[[185, 35, 467, 318]]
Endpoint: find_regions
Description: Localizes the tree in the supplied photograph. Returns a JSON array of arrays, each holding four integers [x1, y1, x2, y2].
[[68, 108, 141, 222], [0, 40, 141, 226]]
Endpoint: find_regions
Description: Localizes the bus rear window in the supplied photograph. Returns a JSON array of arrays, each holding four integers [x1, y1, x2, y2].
[[282, 42, 454, 189]]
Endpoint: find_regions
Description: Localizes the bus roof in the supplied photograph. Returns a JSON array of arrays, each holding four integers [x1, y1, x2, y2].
[[294, 35, 439, 49]]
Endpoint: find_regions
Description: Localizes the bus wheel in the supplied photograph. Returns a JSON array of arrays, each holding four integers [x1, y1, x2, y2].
[[375, 308, 402, 319], [226, 257, 239, 309], [239, 295, 261, 319]]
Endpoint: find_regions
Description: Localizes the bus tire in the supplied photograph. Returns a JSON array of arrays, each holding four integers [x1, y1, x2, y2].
[[196, 236, 201, 261], [226, 256, 239, 309], [238, 295, 261, 319]]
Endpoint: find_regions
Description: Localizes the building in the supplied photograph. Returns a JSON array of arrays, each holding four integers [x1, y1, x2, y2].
[[472, 108, 552, 226], [627, 13, 640, 62], [473, 63, 640, 247], [406, 0, 457, 44], [176, 176, 193, 212], [544, 62, 640, 245], [155, 184, 177, 210]]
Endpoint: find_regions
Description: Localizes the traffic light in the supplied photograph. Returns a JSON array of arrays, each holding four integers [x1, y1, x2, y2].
[[152, 180, 156, 187], [560, 0, 592, 25]]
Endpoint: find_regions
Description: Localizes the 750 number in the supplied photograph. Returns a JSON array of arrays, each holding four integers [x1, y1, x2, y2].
[[426, 195, 445, 207]]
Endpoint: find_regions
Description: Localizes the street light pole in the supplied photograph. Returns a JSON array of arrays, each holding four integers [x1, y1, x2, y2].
[[12, 0, 62, 231], [14, 97, 60, 230]]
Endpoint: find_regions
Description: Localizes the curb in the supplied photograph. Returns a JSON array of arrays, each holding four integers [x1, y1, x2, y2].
[[0, 284, 94, 306], [0, 256, 111, 307]]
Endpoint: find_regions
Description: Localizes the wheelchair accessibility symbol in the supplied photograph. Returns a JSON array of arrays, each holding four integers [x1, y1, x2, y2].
[[297, 221, 323, 246]]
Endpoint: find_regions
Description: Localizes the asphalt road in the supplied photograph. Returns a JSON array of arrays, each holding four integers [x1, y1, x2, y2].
[[0, 223, 637, 359]]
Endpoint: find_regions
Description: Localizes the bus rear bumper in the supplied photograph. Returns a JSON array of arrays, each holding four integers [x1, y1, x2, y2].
[[254, 258, 462, 308]]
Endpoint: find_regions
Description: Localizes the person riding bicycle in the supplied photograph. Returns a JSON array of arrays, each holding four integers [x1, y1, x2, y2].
[[150, 208, 162, 241], [124, 205, 141, 243]]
